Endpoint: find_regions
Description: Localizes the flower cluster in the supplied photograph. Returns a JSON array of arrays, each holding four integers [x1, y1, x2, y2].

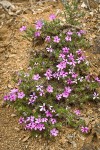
[[4, 88, 25, 101], [5, 14, 100, 137]]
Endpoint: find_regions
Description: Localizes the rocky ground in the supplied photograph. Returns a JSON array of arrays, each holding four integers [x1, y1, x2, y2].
[[0, 0, 100, 150]]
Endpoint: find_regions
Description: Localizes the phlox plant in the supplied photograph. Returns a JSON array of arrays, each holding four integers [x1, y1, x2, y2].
[[4, 6, 100, 138]]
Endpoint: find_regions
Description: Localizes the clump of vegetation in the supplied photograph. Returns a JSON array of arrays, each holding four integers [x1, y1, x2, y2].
[[4, 2, 100, 138]]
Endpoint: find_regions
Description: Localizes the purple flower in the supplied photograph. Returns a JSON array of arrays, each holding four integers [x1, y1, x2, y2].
[[59, 53, 66, 60], [53, 36, 60, 43], [56, 94, 62, 100], [9, 93, 17, 101], [18, 92, 25, 99], [81, 126, 89, 133], [65, 36, 71, 41], [62, 47, 70, 53], [10, 88, 18, 93], [36, 85, 43, 91], [41, 118, 48, 122], [4, 95, 9, 101], [39, 103, 46, 111], [49, 14, 56, 21], [20, 26, 26, 32], [19, 117, 25, 124], [46, 45, 53, 52], [95, 77, 100, 83], [72, 72, 78, 79], [35, 118, 41, 124], [56, 61, 67, 71], [35, 20, 44, 30], [34, 31, 41, 37], [74, 110, 81, 116], [77, 32, 81, 37], [59, 70, 68, 78], [45, 110, 52, 117], [37, 123, 45, 131], [45, 36, 51, 42], [50, 128, 59, 136], [46, 85, 53, 93], [93, 92, 99, 100], [39, 90, 44, 96], [50, 118, 57, 124], [44, 69, 52, 80], [62, 86, 72, 98], [28, 98, 36, 105], [67, 53, 74, 61], [76, 49, 82, 55], [32, 74, 41, 81], [67, 78, 73, 85], [77, 55, 85, 64], [67, 30, 73, 36]]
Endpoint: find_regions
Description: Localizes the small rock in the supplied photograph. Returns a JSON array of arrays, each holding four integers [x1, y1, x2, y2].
[[89, 11, 94, 17], [81, 2, 88, 8], [14, 127, 20, 132], [11, 113, 16, 117], [84, 117, 90, 126], [71, 141, 77, 148], [22, 136, 30, 142]]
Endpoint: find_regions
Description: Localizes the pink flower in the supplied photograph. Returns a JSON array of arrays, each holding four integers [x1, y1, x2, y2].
[[32, 74, 41, 81], [46, 46, 53, 52], [20, 26, 26, 32], [62, 47, 70, 53], [56, 94, 62, 100], [35, 20, 44, 30], [56, 61, 67, 71], [10, 88, 18, 93], [37, 123, 45, 131], [45, 110, 52, 117], [50, 128, 58, 136], [67, 30, 73, 36], [18, 92, 25, 99], [93, 92, 99, 100], [45, 36, 51, 42], [95, 77, 100, 83], [4, 95, 9, 101], [67, 53, 74, 61], [81, 126, 89, 133], [74, 110, 81, 116], [67, 78, 73, 85], [39, 103, 46, 111], [50, 118, 57, 124], [34, 31, 41, 37], [36, 85, 43, 91], [65, 36, 71, 41], [49, 14, 56, 21], [59, 53, 66, 60], [19, 117, 25, 124], [9, 93, 17, 101], [44, 69, 52, 80], [53, 36, 60, 43], [76, 49, 82, 55], [41, 118, 48, 123], [62, 86, 72, 98], [72, 72, 78, 79], [46, 85, 53, 93]]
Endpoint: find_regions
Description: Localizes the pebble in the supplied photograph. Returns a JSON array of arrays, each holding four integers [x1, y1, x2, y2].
[[11, 113, 17, 117], [22, 136, 30, 142], [14, 127, 20, 132]]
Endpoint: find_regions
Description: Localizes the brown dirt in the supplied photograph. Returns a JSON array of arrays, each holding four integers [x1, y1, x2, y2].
[[0, 0, 100, 150]]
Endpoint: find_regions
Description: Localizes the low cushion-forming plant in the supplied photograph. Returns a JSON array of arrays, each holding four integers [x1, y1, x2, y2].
[[4, 13, 100, 138]]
